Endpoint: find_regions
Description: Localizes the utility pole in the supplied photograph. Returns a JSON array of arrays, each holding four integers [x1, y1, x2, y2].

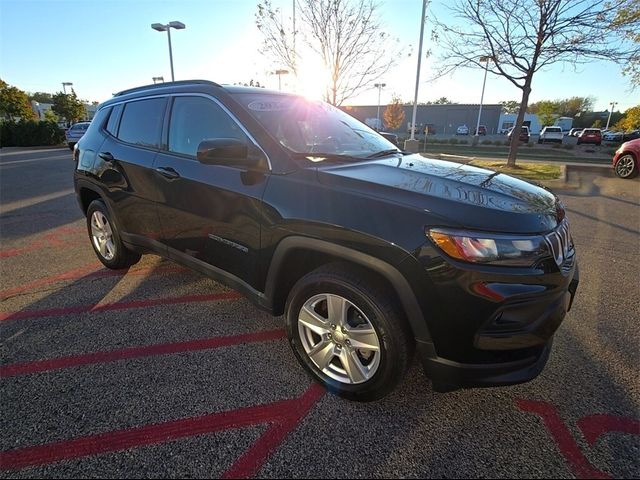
[[473, 56, 491, 145], [405, 0, 429, 152], [605, 101, 618, 130], [375, 83, 386, 131]]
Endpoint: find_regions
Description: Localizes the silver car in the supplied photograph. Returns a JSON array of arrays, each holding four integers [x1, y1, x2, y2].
[[65, 122, 90, 150]]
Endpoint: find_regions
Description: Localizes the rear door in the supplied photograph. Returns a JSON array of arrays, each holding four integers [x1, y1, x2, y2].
[[97, 97, 167, 244], [153, 95, 269, 289]]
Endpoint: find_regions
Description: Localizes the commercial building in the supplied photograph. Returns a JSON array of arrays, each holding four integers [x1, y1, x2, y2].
[[341, 103, 504, 135]]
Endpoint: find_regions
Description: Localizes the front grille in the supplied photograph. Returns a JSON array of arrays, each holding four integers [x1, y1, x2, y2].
[[544, 219, 575, 273]]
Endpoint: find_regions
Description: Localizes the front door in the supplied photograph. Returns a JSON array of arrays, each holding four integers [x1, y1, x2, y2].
[[153, 95, 269, 289]]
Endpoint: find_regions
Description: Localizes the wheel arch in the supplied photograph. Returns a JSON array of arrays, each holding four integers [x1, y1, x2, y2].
[[264, 236, 434, 347]]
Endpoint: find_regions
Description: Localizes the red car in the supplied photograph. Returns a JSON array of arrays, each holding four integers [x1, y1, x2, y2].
[[613, 138, 639, 179], [577, 128, 602, 146]]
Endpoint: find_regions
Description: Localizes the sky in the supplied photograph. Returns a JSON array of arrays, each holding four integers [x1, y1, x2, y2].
[[1, 0, 638, 112]]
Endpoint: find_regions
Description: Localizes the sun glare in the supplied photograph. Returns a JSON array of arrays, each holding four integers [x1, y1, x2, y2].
[[294, 58, 330, 100]]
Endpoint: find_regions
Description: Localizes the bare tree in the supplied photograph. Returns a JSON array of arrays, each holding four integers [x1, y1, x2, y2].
[[256, 0, 299, 75], [432, 0, 639, 166], [256, 0, 401, 106]]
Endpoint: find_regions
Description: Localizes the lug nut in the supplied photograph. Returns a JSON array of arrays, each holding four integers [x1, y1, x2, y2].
[[336, 344, 342, 349], [331, 324, 337, 330], [345, 339, 351, 346]]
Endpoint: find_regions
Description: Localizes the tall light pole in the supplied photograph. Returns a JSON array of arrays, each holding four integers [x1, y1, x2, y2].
[[605, 101, 618, 130], [151, 21, 186, 82], [273, 69, 289, 90], [152, 76, 164, 84], [406, 0, 429, 151], [473, 56, 491, 145], [62, 82, 73, 94], [375, 83, 386, 131]]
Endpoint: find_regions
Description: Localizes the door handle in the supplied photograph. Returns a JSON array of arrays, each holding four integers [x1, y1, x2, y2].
[[155, 166, 180, 179], [98, 152, 115, 162]]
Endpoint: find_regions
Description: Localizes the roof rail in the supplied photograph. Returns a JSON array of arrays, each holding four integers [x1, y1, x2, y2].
[[114, 79, 221, 97]]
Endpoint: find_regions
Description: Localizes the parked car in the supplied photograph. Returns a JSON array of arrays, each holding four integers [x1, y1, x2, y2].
[[612, 138, 639, 179], [623, 130, 640, 141], [538, 126, 564, 144], [568, 128, 583, 137], [577, 128, 602, 146], [474, 125, 487, 135], [603, 131, 624, 142], [73, 80, 579, 401], [508, 125, 530, 143], [456, 125, 469, 135], [379, 131, 398, 146], [65, 121, 91, 151]]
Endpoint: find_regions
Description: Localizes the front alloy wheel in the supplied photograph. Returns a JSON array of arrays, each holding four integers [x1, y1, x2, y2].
[[285, 264, 413, 401], [298, 293, 381, 385], [615, 154, 638, 179]]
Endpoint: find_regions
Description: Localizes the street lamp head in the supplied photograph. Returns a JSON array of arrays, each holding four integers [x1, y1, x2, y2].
[[62, 82, 73, 86], [274, 69, 289, 75], [374, 83, 386, 88], [168, 21, 186, 29], [151, 23, 167, 31], [479, 55, 492, 62]]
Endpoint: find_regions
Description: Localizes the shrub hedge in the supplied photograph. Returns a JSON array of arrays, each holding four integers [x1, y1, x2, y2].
[[1, 120, 65, 147]]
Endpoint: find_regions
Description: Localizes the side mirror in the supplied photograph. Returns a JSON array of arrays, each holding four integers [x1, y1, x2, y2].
[[197, 138, 261, 167]]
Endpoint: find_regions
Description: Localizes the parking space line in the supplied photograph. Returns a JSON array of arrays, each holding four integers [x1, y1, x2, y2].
[[0, 225, 85, 259], [0, 383, 325, 472], [0, 291, 242, 322], [0, 329, 285, 378], [577, 414, 640, 446], [221, 384, 325, 479], [516, 399, 610, 479], [0, 262, 188, 300]]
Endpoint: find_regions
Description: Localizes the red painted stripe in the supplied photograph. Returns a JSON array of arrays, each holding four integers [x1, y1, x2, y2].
[[0, 384, 324, 471], [577, 414, 640, 446], [516, 399, 610, 479], [0, 329, 285, 378], [221, 383, 325, 479], [0, 226, 85, 259], [0, 263, 188, 300], [0, 291, 241, 323], [0, 262, 102, 300]]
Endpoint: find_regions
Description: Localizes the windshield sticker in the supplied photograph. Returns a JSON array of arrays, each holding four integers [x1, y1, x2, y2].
[[247, 100, 291, 112]]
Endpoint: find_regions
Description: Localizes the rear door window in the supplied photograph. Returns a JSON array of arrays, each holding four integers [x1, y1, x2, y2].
[[105, 104, 123, 136], [117, 98, 167, 148]]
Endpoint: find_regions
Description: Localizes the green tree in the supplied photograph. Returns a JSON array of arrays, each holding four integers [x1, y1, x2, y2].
[[592, 119, 602, 128], [29, 92, 54, 104], [612, 1, 640, 87], [614, 105, 640, 130], [383, 95, 405, 130], [52, 91, 85, 124], [0, 79, 35, 121], [500, 100, 520, 114], [43, 109, 59, 123], [427, 97, 455, 105]]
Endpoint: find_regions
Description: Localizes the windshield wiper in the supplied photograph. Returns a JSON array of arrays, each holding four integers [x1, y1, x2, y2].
[[366, 149, 404, 159]]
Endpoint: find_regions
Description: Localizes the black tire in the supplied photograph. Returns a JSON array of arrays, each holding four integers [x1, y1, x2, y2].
[[285, 264, 413, 401], [68, 143, 75, 151], [86, 199, 141, 269], [538, 139, 543, 144], [596, 142, 601, 146]]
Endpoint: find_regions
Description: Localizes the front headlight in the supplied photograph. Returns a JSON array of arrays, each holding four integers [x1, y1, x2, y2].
[[427, 228, 549, 267]]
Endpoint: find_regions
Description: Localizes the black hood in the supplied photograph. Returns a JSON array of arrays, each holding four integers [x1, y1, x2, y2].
[[317, 154, 561, 234]]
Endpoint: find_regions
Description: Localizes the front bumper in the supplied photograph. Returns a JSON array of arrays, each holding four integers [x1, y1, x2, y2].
[[411, 243, 579, 392]]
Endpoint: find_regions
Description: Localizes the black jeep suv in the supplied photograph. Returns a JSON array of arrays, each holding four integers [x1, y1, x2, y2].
[[74, 80, 579, 401]]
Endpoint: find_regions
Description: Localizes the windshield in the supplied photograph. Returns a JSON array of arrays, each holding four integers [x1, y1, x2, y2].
[[234, 93, 398, 158]]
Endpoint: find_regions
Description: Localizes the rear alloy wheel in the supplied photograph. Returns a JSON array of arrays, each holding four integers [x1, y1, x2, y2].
[[285, 264, 413, 401], [615, 154, 638, 179], [86, 200, 141, 269]]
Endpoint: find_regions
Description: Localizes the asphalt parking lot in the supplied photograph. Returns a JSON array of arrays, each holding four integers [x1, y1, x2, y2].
[[1, 147, 638, 478]]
